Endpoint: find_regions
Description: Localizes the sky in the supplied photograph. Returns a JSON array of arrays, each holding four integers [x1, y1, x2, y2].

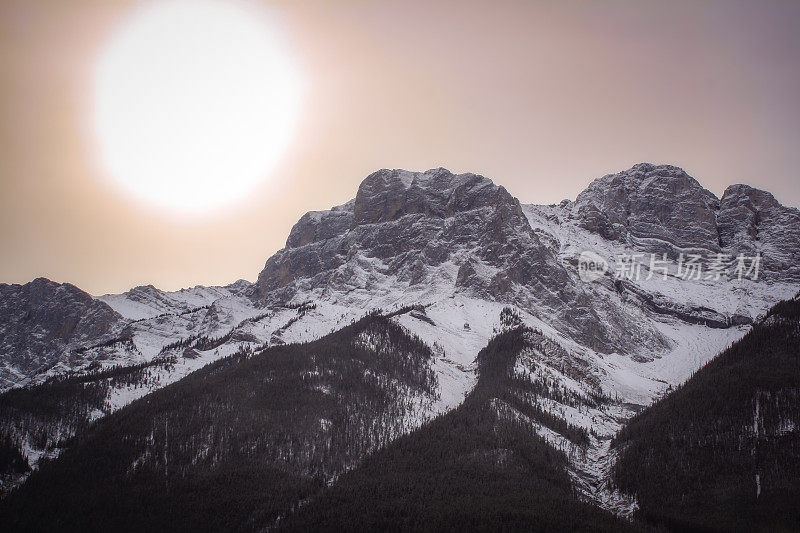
[[1, 0, 799, 295]]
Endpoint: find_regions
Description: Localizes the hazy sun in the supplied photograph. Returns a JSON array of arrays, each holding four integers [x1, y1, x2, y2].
[[93, 0, 303, 212]]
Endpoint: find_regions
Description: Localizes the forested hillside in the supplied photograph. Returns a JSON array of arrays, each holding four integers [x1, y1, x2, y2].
[[0, 356, 176, 493], [613, 294, 800, 531], [280, 328, 631, 531], [0, 316, 438, 531]]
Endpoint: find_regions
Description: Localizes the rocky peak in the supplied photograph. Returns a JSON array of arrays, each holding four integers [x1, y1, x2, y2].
[[0, 278, 119, 338], [286, 201, 354, 249], [0, 278, 125, 387], [259, 168, 535, 295], [125, 284, 163, 301], [721, 183, 781, 211], [572, 163, 721, 252], [224, 279, 255, 297], [352, 168, 520, 226], [718, 183, 800, 279], [282, 168, 527, 252]]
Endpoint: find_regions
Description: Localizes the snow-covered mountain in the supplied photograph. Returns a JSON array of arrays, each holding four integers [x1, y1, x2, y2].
[[1, 163, 798, 515], [248, 163, 799, 513]]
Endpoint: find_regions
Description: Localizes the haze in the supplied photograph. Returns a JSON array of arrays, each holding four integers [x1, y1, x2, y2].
[[1, 0, 799, 294]]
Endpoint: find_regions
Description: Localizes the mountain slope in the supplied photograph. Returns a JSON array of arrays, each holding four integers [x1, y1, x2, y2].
[[0, 315, 441, 530], [0, 356, 178, 493], [612, 294, 800, 531], [280, 327, 633, 531], [570, 163, 800, 280]]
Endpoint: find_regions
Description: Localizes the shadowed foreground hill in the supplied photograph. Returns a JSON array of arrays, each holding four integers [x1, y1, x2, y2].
[[279, 328, 633, 532], [613, 294, 800, 532], [0, 316, 439, 531]]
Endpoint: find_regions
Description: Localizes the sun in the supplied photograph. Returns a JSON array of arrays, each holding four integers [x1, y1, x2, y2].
[[93, 0, 303, 212]]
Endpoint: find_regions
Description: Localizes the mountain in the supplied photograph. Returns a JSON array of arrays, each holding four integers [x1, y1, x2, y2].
[[0, 163, 798, 527], [0, 278, 131, 389], [612, 293, 800, 531], [255, 167, 658, 356], [571, 164, 800, 280]]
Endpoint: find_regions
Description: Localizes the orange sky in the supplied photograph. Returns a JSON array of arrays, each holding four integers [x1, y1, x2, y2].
[[1, 0, 799, 295]]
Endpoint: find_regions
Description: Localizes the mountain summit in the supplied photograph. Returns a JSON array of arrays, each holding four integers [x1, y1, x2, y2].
[[571, 163, 800, 278]]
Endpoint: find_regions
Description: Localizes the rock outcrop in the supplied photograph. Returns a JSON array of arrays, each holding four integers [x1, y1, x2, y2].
[[571, 163, 721, 252], [718, 184, 800, 280], [0, 278, 126, 387], [569, 163, 800, 280]]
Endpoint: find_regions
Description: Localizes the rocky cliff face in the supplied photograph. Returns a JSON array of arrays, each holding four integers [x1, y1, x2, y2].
[[570, 163, 800, 279], [256, 168, 669, 355], [255, 164, 800, 359], [0, 278, 126, 388], [717, 184, 800, 279], [571, 163, 721, 252], [257, 168, 538, 296]]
